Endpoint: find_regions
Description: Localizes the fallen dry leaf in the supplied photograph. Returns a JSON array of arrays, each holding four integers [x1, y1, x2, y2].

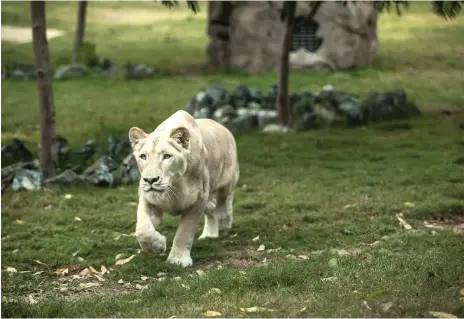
[[89, 266, 98, 273], [157, 272, 168, 277], [343, 204, 356, 209], [115, 254, 136, 266], [115, 253, 125, 260], [328, 258, 338, 268], [363, 300, 372, 311], [141, 275, 150, 281], [53, 265, 85, 276], [65, 194, 72, 199], [33, 260, 46, 266], [240, 306, 273, 313], [12, 249, 18, 254], [298, 255, 309, 260], [286, 254, 297, 260], [382, 301, 393, 312], [257, 244, 265, 252], [5, 267, 17, 273], [79, 282, 101, 289], [32, 271, 44, 276], [55, 268, 69, 276], [100, 265, 108, 275], [15, 219, 24, 225], [117, 279, 124, 284], [204, 310, 222, 317], [77, 257, 84, 262], [94, 274, 105, 282], [267, 247, 281, 253], [404, 201, 416, 208], [27, 294, 38, 305], [74, 217, 82, 222], [79, 268, 93, 277], [252, 236, 260, 242], [196, 269, 205, 276], [209, 288, 222, 295], [396, 214, 412, 230], [430, 312, 457, 318], [135, 284, 148, 290], [299, 307, 307, 313]]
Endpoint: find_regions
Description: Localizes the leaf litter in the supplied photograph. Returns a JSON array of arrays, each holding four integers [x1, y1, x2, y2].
[[115, 254, 136, 265]]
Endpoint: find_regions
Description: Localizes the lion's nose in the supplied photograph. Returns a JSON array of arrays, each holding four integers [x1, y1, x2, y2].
[[143, 177, 160, 184]]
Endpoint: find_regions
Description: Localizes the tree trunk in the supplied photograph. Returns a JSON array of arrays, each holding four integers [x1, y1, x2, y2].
[[276, 1, 322, 126], [31, 1, 57, 183], [72, 0, 88, 65]]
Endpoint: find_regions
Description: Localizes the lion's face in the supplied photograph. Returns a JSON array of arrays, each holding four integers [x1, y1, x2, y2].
[[128, 126, 190, 202]]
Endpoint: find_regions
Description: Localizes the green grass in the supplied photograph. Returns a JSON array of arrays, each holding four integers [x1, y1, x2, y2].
[[2, 1, 464, 318]]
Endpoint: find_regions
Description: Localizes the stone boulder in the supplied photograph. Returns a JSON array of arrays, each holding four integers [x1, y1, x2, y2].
[[207, 1, 378, 73]]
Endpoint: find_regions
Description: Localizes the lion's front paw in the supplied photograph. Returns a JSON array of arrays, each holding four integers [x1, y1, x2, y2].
[[166, 250, 193, 268], [136, 232, 166, 254]]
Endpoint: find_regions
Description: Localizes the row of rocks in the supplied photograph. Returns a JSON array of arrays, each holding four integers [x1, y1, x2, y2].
[[184, 83, 422, 133], [1, 60, 162, 81], [1, 137, 140, 193]]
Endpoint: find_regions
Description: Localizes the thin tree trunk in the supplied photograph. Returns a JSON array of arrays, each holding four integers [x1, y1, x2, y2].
[[72, 0, 88, 65], [31, 1, 57, 182], [276, 1, 322, 126]]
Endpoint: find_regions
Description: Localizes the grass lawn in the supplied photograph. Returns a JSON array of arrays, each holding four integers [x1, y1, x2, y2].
[[1, 1, 464, 317]]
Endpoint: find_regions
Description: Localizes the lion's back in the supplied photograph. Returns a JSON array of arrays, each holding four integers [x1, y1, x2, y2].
[[195, 119, 238, 192]]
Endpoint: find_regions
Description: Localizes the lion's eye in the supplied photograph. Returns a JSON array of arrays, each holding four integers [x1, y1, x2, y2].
[[139, 154, 147, 160], [163, 154, 172, 160]]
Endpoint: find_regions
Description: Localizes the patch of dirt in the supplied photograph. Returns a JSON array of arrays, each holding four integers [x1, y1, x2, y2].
[[222, 258, 261, 268], [1, 25, 65, 44], [420, 216, 464, 234]]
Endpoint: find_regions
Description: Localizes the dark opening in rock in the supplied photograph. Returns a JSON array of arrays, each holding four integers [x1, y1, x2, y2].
[[291, 18, 323, 53]]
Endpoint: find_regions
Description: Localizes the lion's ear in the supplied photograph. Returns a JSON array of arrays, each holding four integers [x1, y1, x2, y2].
[[128, 127, 147, 149], [170, 127, 190, 149]]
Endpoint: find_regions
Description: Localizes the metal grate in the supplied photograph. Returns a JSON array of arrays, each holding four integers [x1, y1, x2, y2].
[[291, 19, 322, 53]]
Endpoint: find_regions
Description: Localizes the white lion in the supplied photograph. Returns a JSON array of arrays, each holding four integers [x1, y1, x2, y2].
[[128, 110, 239, 267]]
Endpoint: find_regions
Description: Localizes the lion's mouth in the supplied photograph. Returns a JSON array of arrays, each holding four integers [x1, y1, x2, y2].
[[142, 185, 165, 193]]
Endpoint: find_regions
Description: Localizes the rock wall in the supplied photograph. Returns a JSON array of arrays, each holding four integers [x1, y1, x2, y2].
[[206, 1, 378, 73]]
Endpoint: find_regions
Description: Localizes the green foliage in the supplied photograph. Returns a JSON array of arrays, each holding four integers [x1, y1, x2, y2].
[[432, 1, 463, 19], [373, 0, 463, 19], [373, 1, 410, 16], [159, 0, 199, 13], [79, 41, 98, 67]]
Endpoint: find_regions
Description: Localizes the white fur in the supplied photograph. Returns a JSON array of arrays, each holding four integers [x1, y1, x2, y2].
[[129, 110, 239, 267]]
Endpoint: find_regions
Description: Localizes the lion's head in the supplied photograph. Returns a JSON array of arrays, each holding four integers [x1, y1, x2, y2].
[[128, 125, 191, 202]]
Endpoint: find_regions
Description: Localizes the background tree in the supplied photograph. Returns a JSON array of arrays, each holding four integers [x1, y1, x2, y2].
[[276, 1, 321, 127], [72, 0, 88, 65], [275, 0, 462, 128], [30, 0, 57, 182]]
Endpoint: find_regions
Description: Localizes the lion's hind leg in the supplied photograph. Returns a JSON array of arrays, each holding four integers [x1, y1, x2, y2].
[[198, 197, 219, 240], [219, 168, 238, 231], [217, 191, 234, 230]]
